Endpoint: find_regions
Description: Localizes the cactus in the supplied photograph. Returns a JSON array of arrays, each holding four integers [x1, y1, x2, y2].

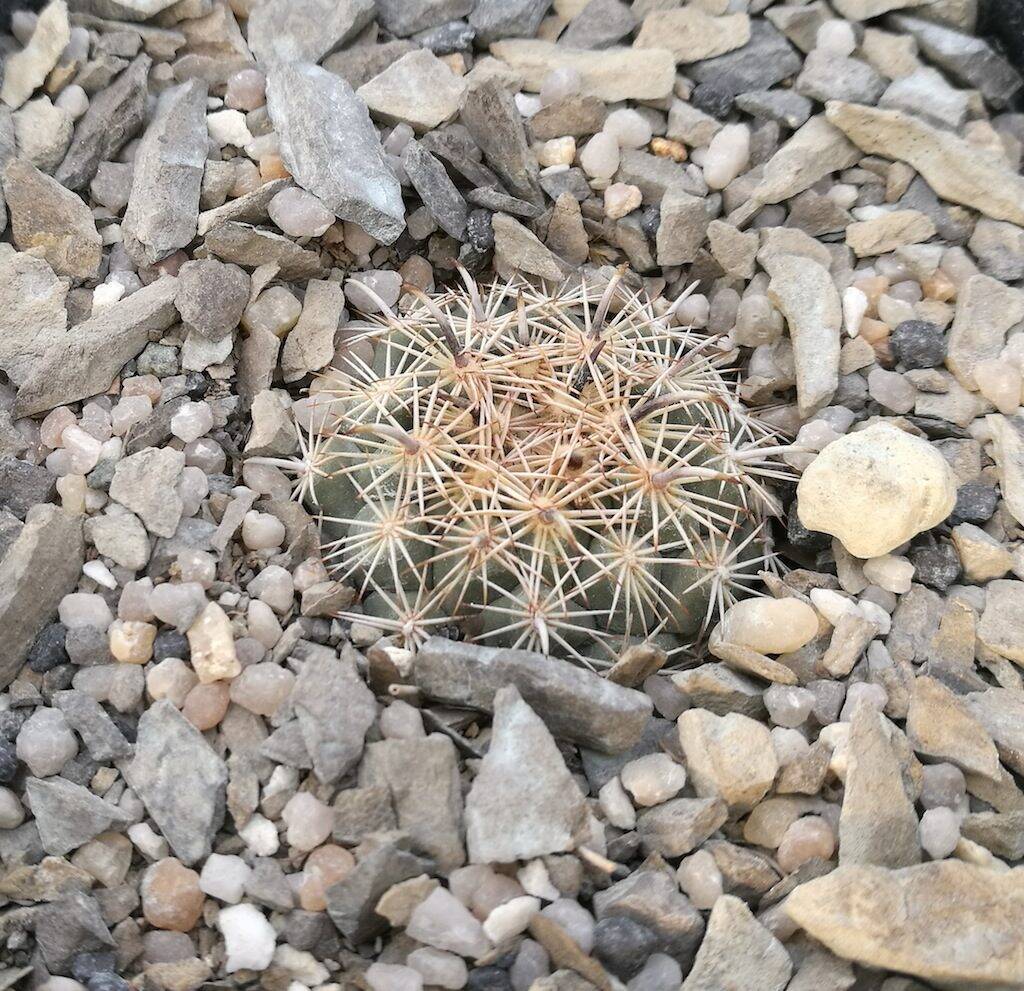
[[256, 271, 793, 666]]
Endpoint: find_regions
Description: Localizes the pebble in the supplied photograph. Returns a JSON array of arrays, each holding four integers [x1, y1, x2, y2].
[[620, 753, 687, 807], [776, 816, 835, 872], [579, 131, 620, 179], [919, 806, 960, 859], [142, 858, 204, 932], [199, 853, 252, 904], [268, 187, 336, 239], [218, 903, 277, 973], [187, 602, 241, 684], [718, 597, 819, 654], [16, 708, 77, 777]]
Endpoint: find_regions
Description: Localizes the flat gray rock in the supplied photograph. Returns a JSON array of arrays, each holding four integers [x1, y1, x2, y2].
[[246, 0, 375, 65], [290, 642, 376, 784], [53, 689, 132, 762], [376, 0, 473, 36], [123, 700, 228, 866], [25, 777, 131, 856], [266, 62, 405, 244], [55, 53, 150, 191], [109, 446, 185, 539], [359, 737, 465, 872], [0, 504, 83, 689], [203, 221, 324, 280], [175, 258, 250, 341], [414, 637, 653, 753], [465, 685, 588, 864], [123, 79, 208, 266], [34, 891, 114, 975]]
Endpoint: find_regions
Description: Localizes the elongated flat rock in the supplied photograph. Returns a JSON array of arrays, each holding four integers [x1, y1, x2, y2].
[[266, 62, 405, 244], [786, 861, 1024, 989], [826, 100, 1024, 226], [946, 275, 1024, 391], [414, 637, 653, 753], [26, 777, 131, 856], [123, 79, 208, 266], [765, 254, 840, 417], [490, 40, 677, 102], [246, 0, 375, 65], [14, 276, 179, 416]]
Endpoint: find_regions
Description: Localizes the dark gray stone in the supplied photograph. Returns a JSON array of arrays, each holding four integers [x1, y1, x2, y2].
[[735, 89, 812, 129], [560, 0, 635, 49], [123, 700, 227, 866], [35, 891, 114, 975], [401, 140, 469, 240], [55, 54, 151, 191], [0, 458, 56, 520], [174, 259, 250, 342], [688, 21, 801, 96], [25, 777, 131, 857], [470, 0, 550, 43], [594, 916, 660, 980], [377, 0, 474, 36], [414, 637, 653, 753], [890, 320, 947, 369]]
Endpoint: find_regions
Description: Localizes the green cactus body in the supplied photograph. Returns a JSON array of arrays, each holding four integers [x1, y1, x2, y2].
[[274, 273, 790, 666]]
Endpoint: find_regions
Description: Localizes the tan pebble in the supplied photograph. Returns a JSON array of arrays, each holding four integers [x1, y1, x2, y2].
[[187, 602, 240, 684], [182, 681, 230, 731], [109, 620, 156, 664], [651, 136, 687, 162], [142, 857, 204, 932], [922, 269, 956, 302], [299, 844, 356, 912], [776, 815, 834, 873], [853, 275, 890, 317], [259, 154, 291, 181]]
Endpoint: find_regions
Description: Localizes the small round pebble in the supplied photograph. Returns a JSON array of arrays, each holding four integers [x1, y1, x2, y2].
[[889, 320, 946, 369], [776, 815, 835, 872], [676, 850, 723, 909], [920, 806, 959, 859], [142, 858, 204, 932], [16, 708, 77, 777], [603, 108, 652, 149], [593, 916, 659, 980], [579, 131, 619, 179], [764, 685, 815, 728], [269, 187, 335, 238], [619, 753, 686, 806]]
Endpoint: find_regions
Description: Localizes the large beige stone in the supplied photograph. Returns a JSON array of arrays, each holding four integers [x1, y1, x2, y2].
[[946, 276, 1024, 391], [786, 861, 1024, 989], [797, 422, 957, 558], [826, 101, 1024, 226], [634, 8, 751, 63]]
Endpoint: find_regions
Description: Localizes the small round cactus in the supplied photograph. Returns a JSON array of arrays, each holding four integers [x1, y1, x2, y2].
[[257, 271, 792, 665]]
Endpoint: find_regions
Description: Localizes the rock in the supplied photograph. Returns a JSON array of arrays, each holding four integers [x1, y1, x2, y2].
[[327, 839, 433, 943], [906, 676, 1000, 781], [560, 0, 636, 49], [681, 896, 791, 991], [465, 686, 588, 863], [460, 81, 543, 207], [175, 259, 249, 342], [470, 0, 550, 43], [124, 78, 208, 267], [796, 50, 886, 104], [677, 710, 778, 812], [889, 319, 946, 369], [0, 504, 83, 689], [978, 579, 1024, 663], [839, 704, 920, 868], [358, 50, 466, 133], [85, 512, 150, 571], [400, 141, 468, 241], [594, 868, 704, 966], [375, 0, 473, 36], [636, 798, 728, 858], [0, 0, 69, 110], [25, 777, 130, 857], [360, 738, 465, 872], [34, 891, 113, 975], [946, 275, 1024, 391], [845, 210, 936, 257], [246, 0, 375, 65], [785, 861, 1024, 989], [187, 602, 240, 684], [969, 219, 1024, 282], [635, 8, 750, 63], [951, 523, 1012, 582], [687, 21, 802, 97], [718, 598, 818, 655], [322, 40, 419, 89], [490, 40, 677, 102], [493, 213, 567, 281], [218, 903, 276, 973], [750, 114, 860, 208], [826, 101, 1024, 226], [53, 689, 131, 761], [13, 97, 72, 172], [765, 255, 840, 417], [280, 279, 344, 382], [797, 422, 957, 558], [0, 458, 56, 520], [407, 887, 491, 959], [124, 700, 228, 866], [880, 66, 970, 130], [656, 184, 711, 266], [888, 13, 1022, 108], [414, 637, 652, 753], [290, 642, 376, 784], [2, 158, 102, 278], [109, 447, 185, 539], [266, 63, 404, 244], [204, 222, 323, 280], [55, 53, 150, 190], [987, 415, 1024, 528]]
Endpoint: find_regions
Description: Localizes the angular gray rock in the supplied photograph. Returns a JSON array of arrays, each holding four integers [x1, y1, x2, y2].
[[246, 0, 375, 65], [966, 688, 1024, 776], [0, 504, 83, 689], [2, 158, 102, 278], [470, 0, 551, 44], [688, 21, 802, 95], [359, 737, 465, 872], [53, 689, 132, 762], [357, 50, 467, 133], [0, 457, 56, 521], [657, 184, 711, 266], [25, 777, 131, 856], [109, 447, 185, 539], [175, 258, 250, 341], [464, 686, 589, 864], [637, 797, 729, 858], [197, 178, 293, 236], [0, 0, 70, 110], [400, 140, 468, 241], [281, 278, 345, 382], [55, 53, 150, 190], [34, 891, 114, 975], [414, 637, 653, 753], [124, 701, 227, 866], [838, 703, 921, 868], [290, 642, 376, 784], [682, 896, 792, 991], [460, 80, 544, 208], [266, 62, 405, 244], [327, 839, 434, 942], [122, 79, 208, 266], [14, 275, 179, 417], [203, 222, 323, 280], [0, 249, 65, 396], [375, 0, 473, 36]]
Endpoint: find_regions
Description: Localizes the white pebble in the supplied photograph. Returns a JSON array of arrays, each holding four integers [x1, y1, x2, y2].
[[539, 66, 582, 106], [218, 903, 277, 973], [239, 814, 280, 856], [366, 963, 423, 991], [207, 108, 253, 148], [579, 131, 619, 179], [537, 136, 576, 168], [17, 708, 78, 777], [816, 19, 857, 55], [619, 753, 686, 807], [268, 187, 335, 238], [483, 896, 541, 943], [920, 806, 959, 859], [200, 853, 252, 904], [702, 124, 749, 191], [603, 108, 652, 149], [170, 401, 214, 443], [842, 285, 868, 336], [862, 554, 915, 593]]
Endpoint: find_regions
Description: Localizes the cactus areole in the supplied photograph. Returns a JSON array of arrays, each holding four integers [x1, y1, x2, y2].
[[253, 271, 792, 665]]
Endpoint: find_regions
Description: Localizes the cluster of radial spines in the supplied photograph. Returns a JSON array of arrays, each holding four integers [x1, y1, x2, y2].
[[288, 272, 792, 665]]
